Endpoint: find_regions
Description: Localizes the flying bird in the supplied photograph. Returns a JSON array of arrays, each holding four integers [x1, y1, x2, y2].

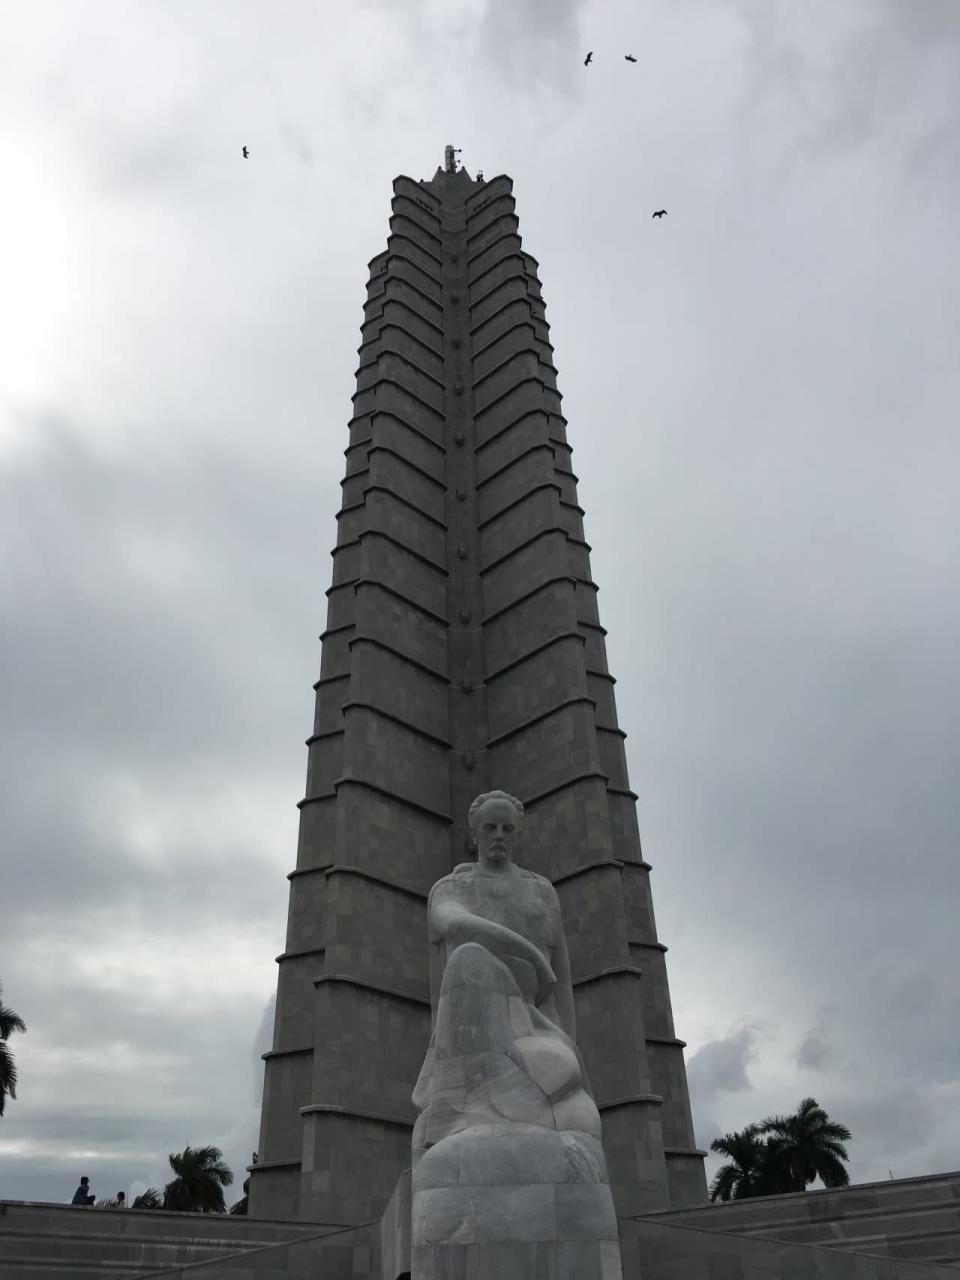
[[242, 146, 249, 159], [584, 51, 593, 66], [625, 54, 637, 62], [652, 209, 667, 219]]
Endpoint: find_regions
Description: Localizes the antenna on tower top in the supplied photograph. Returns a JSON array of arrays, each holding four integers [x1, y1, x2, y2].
[[444, 144, 462, 174]]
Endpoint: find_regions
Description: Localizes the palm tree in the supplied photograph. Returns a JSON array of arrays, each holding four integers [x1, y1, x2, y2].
[[0, 983, 27, 1117], [759, 1096, 852, 1192], [132, 1188, 162, 1210], [709, 1124, 774, 1201], [163, 1145, 233, 1213]]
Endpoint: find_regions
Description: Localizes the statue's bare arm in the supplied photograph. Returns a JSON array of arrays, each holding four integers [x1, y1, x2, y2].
[[431, 884, 556, 1002]]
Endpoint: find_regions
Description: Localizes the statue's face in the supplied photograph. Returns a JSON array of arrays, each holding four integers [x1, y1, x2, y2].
[[473, 797, 521, 866]]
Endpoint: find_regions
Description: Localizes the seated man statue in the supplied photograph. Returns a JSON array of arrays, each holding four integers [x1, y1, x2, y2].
[[411, 790, 622, 1279]]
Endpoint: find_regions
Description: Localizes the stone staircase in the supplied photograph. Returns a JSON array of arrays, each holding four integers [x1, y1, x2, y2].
[[6, 1175, 960, 1279], [649, 1170, 960, 1270], [619, 1214, 960, 1279], [0, 1200, 338, 1278]]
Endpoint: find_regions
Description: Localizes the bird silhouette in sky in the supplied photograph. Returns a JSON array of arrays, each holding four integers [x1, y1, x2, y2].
[[584, 51, 593, 66], [625, 54, 637, 62], [242, 146, 249, 159], [652, 209, 667, 219]]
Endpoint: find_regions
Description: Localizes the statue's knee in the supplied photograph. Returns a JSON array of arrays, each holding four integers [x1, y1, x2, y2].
[[443, 942, 509, 992], [447, 941, 493, 973]]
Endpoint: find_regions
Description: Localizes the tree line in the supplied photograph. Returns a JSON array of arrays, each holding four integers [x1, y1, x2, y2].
[[709, 1097, 852, 1201]]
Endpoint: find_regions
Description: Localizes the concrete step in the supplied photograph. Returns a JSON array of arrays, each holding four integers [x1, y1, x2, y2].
[[0, 1257, 147, 1278], [0, 1227, 254, 1267], [0, 1202, 330, 1280]]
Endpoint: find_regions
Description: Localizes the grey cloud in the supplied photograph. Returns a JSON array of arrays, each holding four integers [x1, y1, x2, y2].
[[729, 0, 960, 186], [0, 414, 310, 949], [471, 0, 587, 93], [687, 1025, 762, 1103], [796, 1028, 830, 1071], [0, 414, 318, 768], [828, 1082, 960, 1184], [277, 120, 315, 166]]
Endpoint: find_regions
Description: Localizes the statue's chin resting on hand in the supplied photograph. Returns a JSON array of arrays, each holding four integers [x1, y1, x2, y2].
[[410, 792, 622, 1279]]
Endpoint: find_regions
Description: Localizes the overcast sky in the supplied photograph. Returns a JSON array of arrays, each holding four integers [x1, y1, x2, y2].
[[2, 0, 958, 1209]]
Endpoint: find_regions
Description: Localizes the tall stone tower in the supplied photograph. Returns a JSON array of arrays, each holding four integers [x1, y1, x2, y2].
[[249, 156, 706, 1228]]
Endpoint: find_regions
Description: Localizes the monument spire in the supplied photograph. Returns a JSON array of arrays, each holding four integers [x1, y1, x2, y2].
[[443, 143, 461, 173], [250, 165, 706, 1227]]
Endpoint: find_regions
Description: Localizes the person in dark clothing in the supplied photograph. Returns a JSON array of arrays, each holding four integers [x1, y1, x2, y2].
[[71, 1176, 95, 1205]]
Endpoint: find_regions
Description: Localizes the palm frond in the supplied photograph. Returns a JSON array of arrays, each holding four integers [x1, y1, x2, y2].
[[757, 1112, 790, 1136], [710, 1134, 740, 1158], [0, 984, 27, 1041], [815, 1153, 851, 1187], [132, 1188, 162, 1210], [814, 1120, 852, 1143], [796, 1097, 824, 1119], [0, 1011, 27, 1039], [0, 1041, 19, 1115], [815, 1137, 850, 1161], [709, 1165, 739, 1202], [189, 1145, 223, 1164]]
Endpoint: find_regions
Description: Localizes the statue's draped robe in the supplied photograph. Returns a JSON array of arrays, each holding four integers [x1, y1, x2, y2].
[[413, 863, 603, 1156], [411, 862, 622, 1278]]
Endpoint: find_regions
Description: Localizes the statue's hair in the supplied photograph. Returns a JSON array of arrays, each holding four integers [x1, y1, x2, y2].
[[467, 790, 525, 838]]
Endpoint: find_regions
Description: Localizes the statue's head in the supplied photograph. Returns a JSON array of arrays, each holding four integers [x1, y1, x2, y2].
[[468, 790, 525, 867]]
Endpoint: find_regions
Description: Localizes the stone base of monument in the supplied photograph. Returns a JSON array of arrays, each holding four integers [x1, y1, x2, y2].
[[411, 1127, 623, 1280]]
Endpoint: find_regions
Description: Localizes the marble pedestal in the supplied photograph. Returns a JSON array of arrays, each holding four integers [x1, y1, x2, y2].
[[412, 1126, 622, 1279]]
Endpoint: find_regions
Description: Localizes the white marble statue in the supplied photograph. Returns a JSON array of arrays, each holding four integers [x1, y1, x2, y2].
[[411, 790, 622, 1280]]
